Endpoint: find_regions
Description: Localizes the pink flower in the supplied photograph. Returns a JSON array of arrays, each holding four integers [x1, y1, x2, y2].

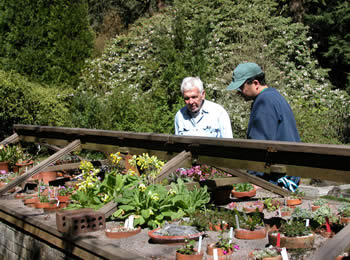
[[223, 250, 228, 255], [234, 244, 240, 250]]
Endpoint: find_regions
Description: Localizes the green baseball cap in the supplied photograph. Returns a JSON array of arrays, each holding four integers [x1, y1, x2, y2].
[[227, 62, 262, 90]]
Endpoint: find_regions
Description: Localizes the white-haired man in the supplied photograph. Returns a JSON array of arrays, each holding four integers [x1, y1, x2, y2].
[[174, 77, 233, 138]]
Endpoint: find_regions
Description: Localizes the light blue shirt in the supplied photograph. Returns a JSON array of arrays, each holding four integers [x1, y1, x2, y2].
[[174, 100, 233, 138]]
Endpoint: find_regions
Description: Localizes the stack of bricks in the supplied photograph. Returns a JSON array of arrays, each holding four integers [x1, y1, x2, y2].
[[56, 208, 105, 235]]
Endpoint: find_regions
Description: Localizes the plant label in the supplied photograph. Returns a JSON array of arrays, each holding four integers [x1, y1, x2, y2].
[[281, 247, 289, 260], [198, 236, 202, 252], [213, 249, 218, 260]]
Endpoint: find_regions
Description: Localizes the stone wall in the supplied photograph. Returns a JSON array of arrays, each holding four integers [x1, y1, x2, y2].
[[0, 220, 77, 260]]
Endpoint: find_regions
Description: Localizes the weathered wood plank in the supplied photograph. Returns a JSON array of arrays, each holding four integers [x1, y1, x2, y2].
[[310, 223, 350, 260], [154, 150, 192, 182], [0, 140, 81, 196], [0, 133, 20, 145], [12, 124, 350, 183], [213, 167, 292, 197]]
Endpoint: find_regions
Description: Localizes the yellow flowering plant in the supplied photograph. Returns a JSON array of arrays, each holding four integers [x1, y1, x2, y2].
[[128, 153, 164, 184]]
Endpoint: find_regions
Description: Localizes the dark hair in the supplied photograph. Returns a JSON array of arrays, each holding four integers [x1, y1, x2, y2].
[[245, 73, 266, 86]]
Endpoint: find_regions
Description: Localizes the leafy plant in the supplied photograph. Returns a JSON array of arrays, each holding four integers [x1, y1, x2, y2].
[[279, 220, 312, 237], [233, 182, 254, 192], [238, 211, 264, 231], [128, 153, 165, 183], [0, 144, 18, 163], [175, 165, 232, 182], [57, 186, 74, 196], [289, 190, 305, 199], [313, 205, 337, 226], [338, 203, 350, 218], [38, 195, 50, 203], [291, 206, 313, 220], [250, 246, 281, 260], [213, 231, 239, 254], [113, 178, 210, 229], [313, 198, 328, 206], [176, 239, 198, 255], [263, 198, 281, 211]]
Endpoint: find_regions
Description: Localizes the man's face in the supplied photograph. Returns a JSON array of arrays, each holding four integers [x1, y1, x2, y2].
[[183, 87, 205, 113], [238, 81, 257, 101]]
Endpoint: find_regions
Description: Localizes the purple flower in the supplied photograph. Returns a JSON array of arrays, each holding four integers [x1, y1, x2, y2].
[[0, 170, 6, 175], [223, 250, 228, 255], [234, 245, 240, 250]]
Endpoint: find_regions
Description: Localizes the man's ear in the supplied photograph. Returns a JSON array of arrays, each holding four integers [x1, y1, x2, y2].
[[202, 90, 206, 99]]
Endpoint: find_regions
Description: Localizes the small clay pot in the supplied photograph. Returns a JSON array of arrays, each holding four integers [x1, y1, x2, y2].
[[243, 201, 264, 213], [234, 227, 267, 240], [286, 198, 302, 206], [311, 205, 321, 212], [176, 250, 203, 260], [206, 243, 233, 260], [268, 231, 315, 249], [340, 216, 350, 225], [231, 187, 256, 198], [105, 226, 141, 239]]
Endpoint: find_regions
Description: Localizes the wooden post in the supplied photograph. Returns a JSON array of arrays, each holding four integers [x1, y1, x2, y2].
[[0, 139, 81, 196], [0, 133, 20, 145]]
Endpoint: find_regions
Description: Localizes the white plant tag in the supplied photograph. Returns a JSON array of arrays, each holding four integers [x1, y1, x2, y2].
[[213, 248, 218, 260], [124, 218, 129, 229], [278, 208, 282, 217], [229, 227, 233, 243], [198, 236, 202, 253], [306, 219, 309, 227], [128, 215, 134, 229], [235, 215, 240, 229], [281, 247, 289, 260]]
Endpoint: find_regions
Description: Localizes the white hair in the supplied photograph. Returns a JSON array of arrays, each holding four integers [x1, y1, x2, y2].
[[180, 77, 204, 95]]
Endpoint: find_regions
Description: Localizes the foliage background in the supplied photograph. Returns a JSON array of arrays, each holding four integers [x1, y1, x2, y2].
[[0, 0, 349, 144]]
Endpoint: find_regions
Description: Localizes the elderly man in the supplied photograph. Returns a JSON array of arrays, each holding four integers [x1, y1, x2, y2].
[[175, 77, 233, 138], [227, 62, 300, 191]]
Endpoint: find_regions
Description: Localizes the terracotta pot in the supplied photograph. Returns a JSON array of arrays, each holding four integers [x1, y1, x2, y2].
[[24, 197, 40, 205], [38, 171, 57, 184], [105, 226, 141, 239], [340, 216, 350, 224], [280, 207, 293, 217], [311, 205, 320, 212], [0, 161, 9, 173], [286, 198, 302, 206], [206, 243, 233, 259], [335, 255, 350, 260], [148, 228, 204, 244], [231, 187, 256, 198], [209, 223, 222, 231], [234, 227, 267, 240], [35, 202, 58, 209], [243, 201, 264, 213], [268, 231, 315, 249], [57, 195, 70, 203], [13, 160, 34, 174], [248, 251, 282, 260], [176, 250, 203, 260]]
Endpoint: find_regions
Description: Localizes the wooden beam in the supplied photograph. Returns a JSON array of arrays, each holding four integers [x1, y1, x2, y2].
[[0, 140, 81, 196], [213, 167, 291, 197], [99, 201, 118, 219], [154, 150, 192, 183], [12, 124, 350, 182], [0, 133, 20, 145], [310, 223, 350, 260]]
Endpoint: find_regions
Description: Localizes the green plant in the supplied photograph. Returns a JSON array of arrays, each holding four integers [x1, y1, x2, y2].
[[250, 246, 281, 260], [57, 186, 74, 196], [263, 198, 281, 211], [238, 211, 264, 231], [113, 178, 210, 229], [233, 182, 254, 192], [214, 231, 239, 254], [0, 144, 17, 163], [289, 190, 305, 199], [313, 198, 328, 206], [313, 205, 337, 226], [291, 207, 313, 220], [338, 203, 350, 218], [176, 239, 198, 255], [279, 220, 312, 237], [38, 195, 50, 203], [128, 153, 165, 183]]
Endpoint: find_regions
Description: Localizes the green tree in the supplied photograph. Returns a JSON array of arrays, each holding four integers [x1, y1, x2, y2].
[[0, 0, 94, 85]]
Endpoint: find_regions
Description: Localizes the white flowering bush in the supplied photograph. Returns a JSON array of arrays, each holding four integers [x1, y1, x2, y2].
[[74, 0, 349, 143]]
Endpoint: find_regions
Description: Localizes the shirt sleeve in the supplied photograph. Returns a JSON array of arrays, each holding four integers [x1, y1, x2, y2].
[[219, 109, 233, 138]]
